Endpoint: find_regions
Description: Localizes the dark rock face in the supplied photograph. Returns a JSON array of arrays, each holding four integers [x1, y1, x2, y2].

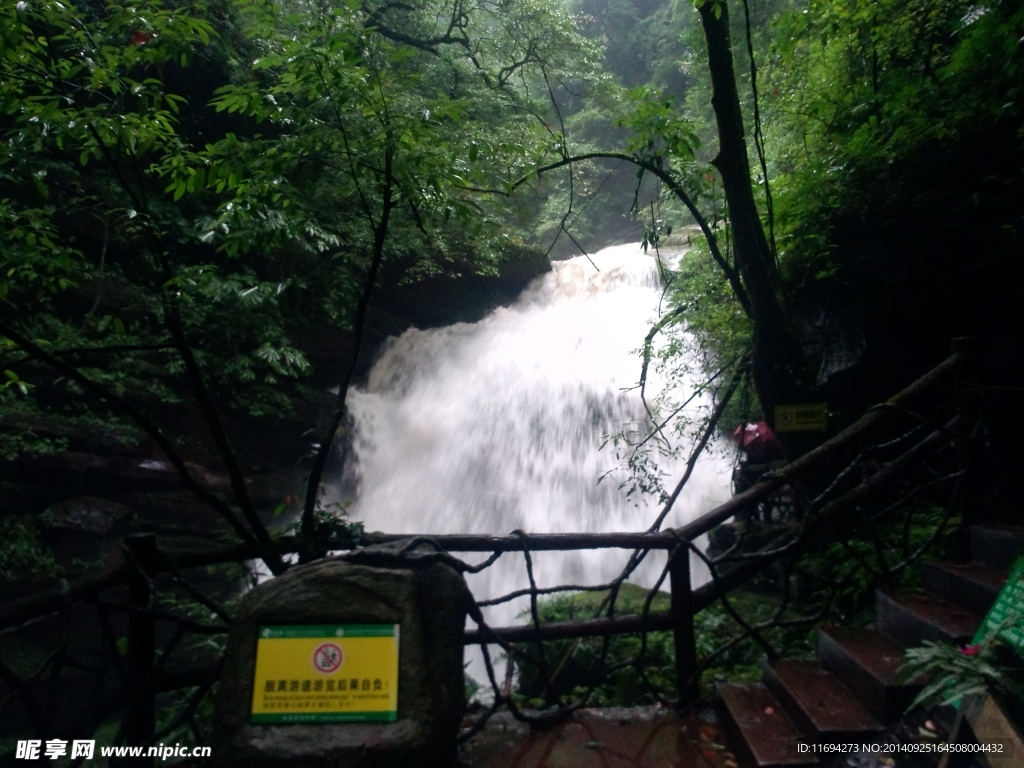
[[215, 545, 473, 768], [43, 496, 133, 535], [304, 245, 552, 386]]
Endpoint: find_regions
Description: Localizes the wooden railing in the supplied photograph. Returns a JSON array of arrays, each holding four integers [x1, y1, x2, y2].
[[0, 341, 977, 746], [360, 341, 974, 708]]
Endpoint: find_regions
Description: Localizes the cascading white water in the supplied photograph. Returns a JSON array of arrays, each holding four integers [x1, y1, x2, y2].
[[342, 243, 732, 641]]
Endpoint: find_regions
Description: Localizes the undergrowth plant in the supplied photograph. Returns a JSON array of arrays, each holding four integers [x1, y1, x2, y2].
[[900, 612, 1024, 725], [511, 584, 815, 707]]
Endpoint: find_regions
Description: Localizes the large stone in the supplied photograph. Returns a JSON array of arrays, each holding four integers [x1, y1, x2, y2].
[[42, 496, 133, 535], [39, 495, 134, 566], [214, 544, 473, 768]]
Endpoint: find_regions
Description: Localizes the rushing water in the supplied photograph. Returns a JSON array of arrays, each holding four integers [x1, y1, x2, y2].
[[340, 243, 732, 643]]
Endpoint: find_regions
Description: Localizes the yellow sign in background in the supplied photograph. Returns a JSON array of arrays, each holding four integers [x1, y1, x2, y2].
[[774, 403, 828, 432], [251, 624, 399, 723]]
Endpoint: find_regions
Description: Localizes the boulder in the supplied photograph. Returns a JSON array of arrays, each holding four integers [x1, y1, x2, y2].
[[42, 496, 133, 535], [214, 543, 473, 768], [39, 495, 135, 566]]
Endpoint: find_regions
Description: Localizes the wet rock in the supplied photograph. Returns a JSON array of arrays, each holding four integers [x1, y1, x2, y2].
[[42, 496, 133, 535], [37, 495, 135, 569], [215, 543, 473, 768], [0, 452, 230, 496], [134, 458, 230, 489]]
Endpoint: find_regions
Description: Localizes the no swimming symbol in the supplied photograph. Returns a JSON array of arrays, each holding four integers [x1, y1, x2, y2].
[[313, 642, 343, 674]]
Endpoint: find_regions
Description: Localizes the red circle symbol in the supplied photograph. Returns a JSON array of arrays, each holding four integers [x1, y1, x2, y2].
[[312, 642, 343, 674]]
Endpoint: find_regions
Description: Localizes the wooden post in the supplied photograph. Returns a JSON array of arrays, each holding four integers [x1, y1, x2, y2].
[[669, 543, 699, 710], [124, 534, 157, 766], [939, 694, 1024, 768]]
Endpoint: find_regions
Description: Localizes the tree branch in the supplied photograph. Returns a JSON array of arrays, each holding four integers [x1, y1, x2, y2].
[[512, 152, 754, 317], [0, 319, 273, 563], [648, 357, 747, 532], [84, 125, 286, 575], [300, 139, 397, 556]]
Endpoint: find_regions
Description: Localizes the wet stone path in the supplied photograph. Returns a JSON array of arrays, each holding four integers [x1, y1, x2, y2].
[[458, 706, 742, 768]]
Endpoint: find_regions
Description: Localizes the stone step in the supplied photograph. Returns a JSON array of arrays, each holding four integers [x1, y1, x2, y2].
[[716, 682, 818, 767], [970, 524, 1024, 570], [920, 560, 1007, 615], [875, 589, 983, 648], [817, 625, 922, 722], [762, 658, 884, 743]]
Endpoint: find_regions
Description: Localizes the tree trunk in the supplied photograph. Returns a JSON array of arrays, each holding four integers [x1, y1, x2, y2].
[[696, 0, 815, 437]]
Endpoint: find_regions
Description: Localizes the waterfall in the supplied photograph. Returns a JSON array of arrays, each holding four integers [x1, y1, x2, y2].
[[342, 242, 732, 641]]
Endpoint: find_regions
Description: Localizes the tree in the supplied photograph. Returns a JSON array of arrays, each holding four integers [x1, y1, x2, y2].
[[486, 0, 817, 448], [1, 0, 292, 570], [182, 0, 602, 554], [691, 0, 813, 428], [1, 0, 603, 571]]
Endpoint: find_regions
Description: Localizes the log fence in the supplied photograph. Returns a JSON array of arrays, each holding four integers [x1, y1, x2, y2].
[[0, 340, 980, 758]]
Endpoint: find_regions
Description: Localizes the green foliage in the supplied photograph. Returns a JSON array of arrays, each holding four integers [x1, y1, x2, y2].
[[800, 503, 959, 622], [286, 501, 365, 551], [0, 391, 144, 465], [513, 584, 674, 707], [0, 0, 311, 425], [599, 230, 750, 501], [513, 583, 814, 706], [0, 0, 600, 504], [666, 234, 752, 370], [0, 515, 61, 582], [619, 88, 700, 165], [0, 0, 205, 299], [900, 613, 1024, 717], [465, 664, 482, 703], [764, 0, 1024, 286], [696, 590, 817, 684], [511, 505, 961, 707], [570, 0, 696, 94], [173, 0, 601, 268], [143, 582, 238, 749], [0, 428, 67, 463]]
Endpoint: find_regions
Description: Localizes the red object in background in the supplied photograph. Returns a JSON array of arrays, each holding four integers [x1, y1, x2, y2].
[[130, 31, 153, 46], [732, 421, 782, 463]]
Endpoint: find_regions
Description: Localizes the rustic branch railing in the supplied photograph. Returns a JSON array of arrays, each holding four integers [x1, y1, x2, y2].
[[0, 341, 977, 751]]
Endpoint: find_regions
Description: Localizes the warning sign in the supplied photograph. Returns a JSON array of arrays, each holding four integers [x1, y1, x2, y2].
[[251, 624, 399, 724], [313, 642, 343, 673], [774, 403, 828, 433]]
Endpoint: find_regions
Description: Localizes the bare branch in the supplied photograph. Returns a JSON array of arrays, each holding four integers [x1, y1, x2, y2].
[[0, 320, 273, 563]]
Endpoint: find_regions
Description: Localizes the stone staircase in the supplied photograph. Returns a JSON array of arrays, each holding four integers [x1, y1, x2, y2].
[[716, 524, 1024, 767]]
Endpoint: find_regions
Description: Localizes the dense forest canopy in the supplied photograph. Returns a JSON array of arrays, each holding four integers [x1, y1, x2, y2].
[[2, 0, 1023, 572], [2, 0, 1023, 757]]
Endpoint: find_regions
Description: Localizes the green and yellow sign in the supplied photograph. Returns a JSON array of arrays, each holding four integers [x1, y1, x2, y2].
[[251, 624, 399, 724], [774, 403, 828, 432]]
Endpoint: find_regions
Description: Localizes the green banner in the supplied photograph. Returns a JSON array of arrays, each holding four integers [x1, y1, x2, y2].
[[258, 624, 397, 639], [252, 711, 397, 724], [971, 556, 1024, 654]]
